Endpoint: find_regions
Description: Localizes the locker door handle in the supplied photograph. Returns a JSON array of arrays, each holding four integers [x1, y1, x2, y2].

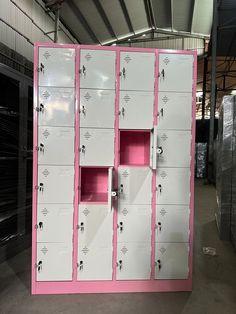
[[119, 107, 125, 116], [36, 103, 44, 112], [156, 222, 162, 231], [119, 67, 126, 78], [80, 145, 86, 153], [78, 261, 83, 270], [79, 65, 86, 75], [38, 222, 43, 230], [155, 259, 162, 270], [158, 69, 165, 79], [158, 184, 162, 193], [117, 260, 123, 270], [36, 183, 44, 192], [157, 108, 164, 117], [77, 222, 84, 231], [36, 261, 42, 272], [157, 146, 163, 155], [80, 105, 86, 115], [37, 63, 44, 73], [36, 143, 44, 152], [117, 221, 123, 232], [119, 184, 124, 194], [108, 167, 114, 211], [151, 126, 157, 170]]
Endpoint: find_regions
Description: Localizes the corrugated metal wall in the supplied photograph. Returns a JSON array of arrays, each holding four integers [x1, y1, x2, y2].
[[0, 0, 76, 62]]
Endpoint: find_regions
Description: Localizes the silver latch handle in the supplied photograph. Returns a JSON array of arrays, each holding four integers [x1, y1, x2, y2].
[[117, 221, 123, 232], [117, 260, 123, 270], [80, 145, 86, 153]]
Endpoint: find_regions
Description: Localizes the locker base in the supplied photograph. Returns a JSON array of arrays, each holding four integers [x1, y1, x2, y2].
[[32, 279, 192, 295]]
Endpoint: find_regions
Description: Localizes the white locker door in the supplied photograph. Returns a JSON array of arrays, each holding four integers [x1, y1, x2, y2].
[[77, 244, 112, 281], [80, 89, 115, 128], [158, 53, 193, 92], [120, 52, 155, 91], [80, 49, 116, 89], [157, 92, 192, 130], [38, 127, 74, 165], [37, 165, 74, 203], [155, 243, 189, 279], [80, 128, 114, 166], [155, 205, 190, 242], [116, 243, 151, 280], [78, 205, 113, 247], [37, 204, 73, 243], [38, 87, 74, 127], [77, 205, 113, 280], [118, 167, 152, 205], [36, 242, 72, 281], [156, 131, 192, 167], [117, 205, 152, 243], [38, 48, 75, 87], [156, 168, 190, 205], [119, 91, 154, 129], [77, 205, 113, 281]]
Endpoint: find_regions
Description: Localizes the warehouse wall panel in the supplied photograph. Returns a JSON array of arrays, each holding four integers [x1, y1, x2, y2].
[[0, 0, 76, 62]]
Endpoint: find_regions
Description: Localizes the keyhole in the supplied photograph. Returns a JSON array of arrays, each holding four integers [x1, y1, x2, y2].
[[39, 222, 43, 229]]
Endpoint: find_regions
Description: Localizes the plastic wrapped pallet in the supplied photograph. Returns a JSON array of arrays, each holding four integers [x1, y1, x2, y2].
[[195, 143, 207, 178], [215, 95, 235, 240]]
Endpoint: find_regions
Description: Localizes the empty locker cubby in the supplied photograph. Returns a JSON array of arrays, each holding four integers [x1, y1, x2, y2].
[[119, 131, 150, 166], [80, 167, 109, 203]]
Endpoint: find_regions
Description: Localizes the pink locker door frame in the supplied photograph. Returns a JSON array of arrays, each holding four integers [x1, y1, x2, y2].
[[32, 43, 197, 295]]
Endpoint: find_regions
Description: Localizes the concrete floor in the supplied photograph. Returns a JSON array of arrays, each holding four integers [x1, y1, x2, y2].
[[0, 180, 236, 314]]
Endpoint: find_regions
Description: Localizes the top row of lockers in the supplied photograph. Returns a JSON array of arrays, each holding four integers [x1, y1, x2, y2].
[[38, 48, 194, 93]]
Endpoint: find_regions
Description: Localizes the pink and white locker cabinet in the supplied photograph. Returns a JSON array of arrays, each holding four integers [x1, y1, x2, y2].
[[32, 43, 197, 295]]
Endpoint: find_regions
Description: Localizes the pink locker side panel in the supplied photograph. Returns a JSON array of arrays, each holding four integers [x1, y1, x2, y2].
[[32, 43, 197, 294]]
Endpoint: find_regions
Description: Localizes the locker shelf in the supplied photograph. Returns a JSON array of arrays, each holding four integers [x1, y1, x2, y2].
[[119, 131, 150, 166], [80, 168, 108, 203]]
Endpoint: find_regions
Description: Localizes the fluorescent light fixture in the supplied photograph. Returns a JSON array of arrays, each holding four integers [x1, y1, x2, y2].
[[231, 90, 236, 95]]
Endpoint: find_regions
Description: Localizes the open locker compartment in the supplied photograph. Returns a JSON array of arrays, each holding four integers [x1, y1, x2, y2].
[[80, 167, 113, 204], [119, 130, 151, 166]]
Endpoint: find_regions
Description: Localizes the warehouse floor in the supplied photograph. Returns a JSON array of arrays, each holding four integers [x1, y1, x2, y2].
[[0, 180, 236, 314]]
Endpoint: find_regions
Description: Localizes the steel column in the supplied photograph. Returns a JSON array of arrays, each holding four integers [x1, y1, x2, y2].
[[208, 0, 218, 182], [202, 57, 208, 119], [54, 8, 60, 43]]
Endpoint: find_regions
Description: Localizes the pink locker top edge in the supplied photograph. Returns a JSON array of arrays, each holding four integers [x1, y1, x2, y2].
[[34, 41, 198, 56]]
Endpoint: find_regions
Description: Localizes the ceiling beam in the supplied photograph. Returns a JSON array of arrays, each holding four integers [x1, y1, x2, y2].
[[67, 0, 101, 44], [155, 28, 208, 39], [119, 35, 180, 44], [105, 29, 153, 45], [171, 0, 174, 31], [119, 0, 135, 34], [92, 0, 117, 40], [144, 0, 156, 29], [190, 0, 196, 33]]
